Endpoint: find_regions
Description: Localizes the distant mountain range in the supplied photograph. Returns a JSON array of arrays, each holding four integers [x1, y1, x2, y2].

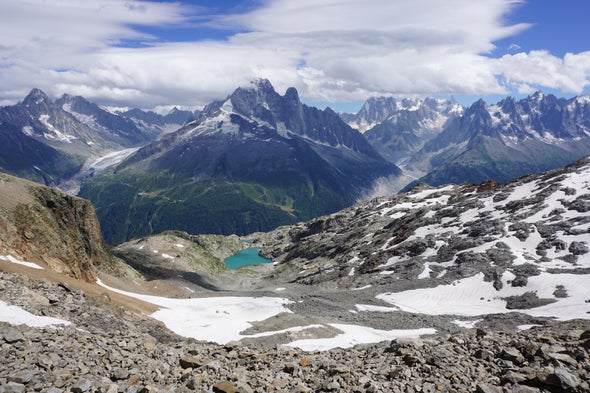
[[2, 82, 590, 243], [342, 96, 464, 164], [0, 89, 194, 187], [342, 92, 590, 190], [79, 80, 400, 243]]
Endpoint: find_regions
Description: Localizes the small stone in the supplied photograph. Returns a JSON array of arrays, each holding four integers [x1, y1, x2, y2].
[[2, 327, 26, 344], [104, 384, 119, 393], [547, 352, 577, 366], [0, 382, 26, 393], [474, 349, 494, 361], [476, 384, 502, 393], [212, 381, 237, 393], [46, 293, 60, 304], [7, 372, 34, 384], [70, 379, 94, 393], [502, 371, 530, 384], [58, 282, 73, 292], [283, 362, 296, 374], [179, 355, 202, 369], [40, 388, 64, 393], [138, 386, 158, 393], [509, 385, 540, 393], [501, 347, 524, 364], [299, 358, 311, 367], [112, 368, 130, 380]]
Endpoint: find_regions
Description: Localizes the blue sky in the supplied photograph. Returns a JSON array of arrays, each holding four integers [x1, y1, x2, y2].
[[1, 0, 589, 113], [494, 0, 590, 57]]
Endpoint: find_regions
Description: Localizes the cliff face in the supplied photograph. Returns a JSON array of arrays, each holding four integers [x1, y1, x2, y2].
[[0, 172, 115, 281]]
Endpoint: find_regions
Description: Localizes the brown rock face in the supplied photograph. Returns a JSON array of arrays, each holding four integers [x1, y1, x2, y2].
[[0, 172, 115, 281]]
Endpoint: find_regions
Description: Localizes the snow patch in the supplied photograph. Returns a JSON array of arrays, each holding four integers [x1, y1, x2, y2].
[[0, 300, 71, 327], [38, 115, 77, 143], [285, 324, 436, 351], [377, 272, 590, 320], [452, 319, 482, 329], [0, 255, 44, 270], [355, 304, 399, 313]]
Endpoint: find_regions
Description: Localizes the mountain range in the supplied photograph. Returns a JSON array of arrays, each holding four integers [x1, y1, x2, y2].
[[79, 80, 400, 243], [344, 92, 590, 190], [2, 82, 590, 243], [410, 93, 590, 188], [0, 89, 194, 189], [342, 96, 464, 163]]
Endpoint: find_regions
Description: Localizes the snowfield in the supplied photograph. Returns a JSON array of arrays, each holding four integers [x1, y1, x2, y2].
[[97, 280, 437, 350], [97, 279, 292, 344], [377, 272, 590, 320]]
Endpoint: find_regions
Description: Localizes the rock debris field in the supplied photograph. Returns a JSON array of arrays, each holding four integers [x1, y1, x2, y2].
[[1, 270, 590, 393]]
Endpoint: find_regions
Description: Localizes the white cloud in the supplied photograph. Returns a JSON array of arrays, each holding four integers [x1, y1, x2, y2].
[[0, 0, 589, 109], [494, 50, 590, 94]]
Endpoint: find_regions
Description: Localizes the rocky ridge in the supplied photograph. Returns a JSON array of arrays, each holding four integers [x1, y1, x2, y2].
[[111, 231, 244, 280], [0, 172, 123, 281], [258, 156, 590, 315], [1, 269, 590, 393]]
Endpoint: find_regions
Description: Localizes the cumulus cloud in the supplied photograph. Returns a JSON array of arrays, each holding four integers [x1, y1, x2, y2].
[[494, 50, 590, 94], [0, 0, 589, 109]]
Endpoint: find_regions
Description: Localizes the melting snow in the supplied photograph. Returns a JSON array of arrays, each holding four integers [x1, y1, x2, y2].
[[355, 304, 399, 313], [377, 272, 590, 320], [0, 300, 71, 327], [21, 125, 34, 136], [97, 280, 436, 351], [285, 324, 436, 351], [452, 319, 482, 329], [97, 279, 292, 344], [0, 255, 43, 270]]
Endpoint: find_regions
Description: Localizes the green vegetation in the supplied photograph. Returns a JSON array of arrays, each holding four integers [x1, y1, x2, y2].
[[80, 168, 351, 244]]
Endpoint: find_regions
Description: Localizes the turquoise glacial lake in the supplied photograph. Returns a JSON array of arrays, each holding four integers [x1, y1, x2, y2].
[[224, 247, 271, 269]]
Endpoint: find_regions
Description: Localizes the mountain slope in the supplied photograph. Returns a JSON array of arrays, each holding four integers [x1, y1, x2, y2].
[[80, 80, 400, 243], [0, 122, 83, 185], [260, 155, 590, 320]]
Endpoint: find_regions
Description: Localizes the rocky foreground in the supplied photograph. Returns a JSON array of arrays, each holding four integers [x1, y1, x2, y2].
[[1, 270, 590, 393]]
